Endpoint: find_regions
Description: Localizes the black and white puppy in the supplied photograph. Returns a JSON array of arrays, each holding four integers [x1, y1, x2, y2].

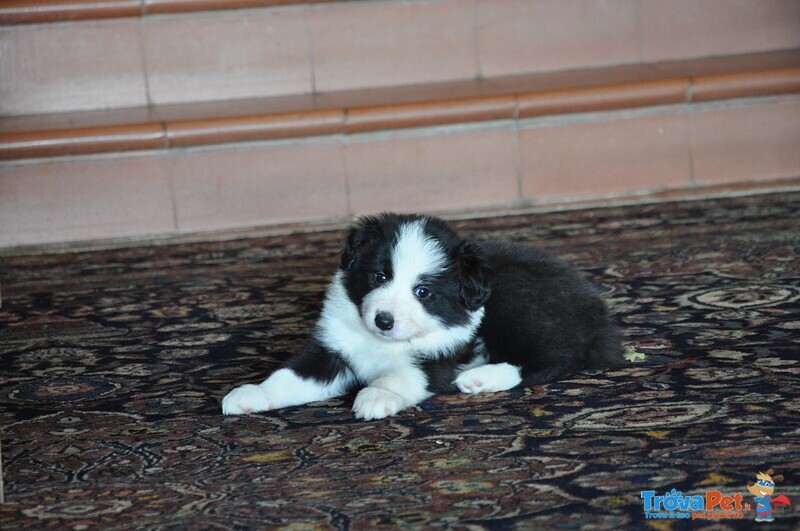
[[222, 213, 623, 420]]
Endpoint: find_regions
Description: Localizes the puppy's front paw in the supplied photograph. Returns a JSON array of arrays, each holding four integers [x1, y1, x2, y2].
[[353, 387, 405, 420], [222, 384, 272, 415], [454, 363, 522, 394]]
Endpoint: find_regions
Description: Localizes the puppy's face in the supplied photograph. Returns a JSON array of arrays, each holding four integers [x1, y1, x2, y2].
[[340, 214, 490, 342]]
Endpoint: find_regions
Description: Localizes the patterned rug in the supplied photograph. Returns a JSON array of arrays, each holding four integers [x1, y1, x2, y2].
[[1, 191, 799, 530]]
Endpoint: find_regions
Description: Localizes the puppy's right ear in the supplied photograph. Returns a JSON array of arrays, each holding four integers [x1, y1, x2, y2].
[[340, 216, 380, 270], [456, 240, 492, 311]]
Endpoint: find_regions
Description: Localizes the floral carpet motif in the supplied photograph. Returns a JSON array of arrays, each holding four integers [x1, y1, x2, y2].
[[1, 192, 799, 529]]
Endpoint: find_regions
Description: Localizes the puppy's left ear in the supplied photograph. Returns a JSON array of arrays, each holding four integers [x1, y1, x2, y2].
[[340, 215, 381, 270], [456, 240, 491, 311]]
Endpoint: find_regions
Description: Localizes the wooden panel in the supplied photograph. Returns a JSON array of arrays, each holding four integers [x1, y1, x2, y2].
[[0, 124, 166, 160], [692, 67, 800, 101], [0, 0, 337, 24], [0, 0, 140, 24], [518, 80, 688, 118], [346, 96, 516, 134], [167, 110, 343, 147]]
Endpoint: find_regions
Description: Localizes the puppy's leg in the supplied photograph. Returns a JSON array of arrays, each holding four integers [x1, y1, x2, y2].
[[454, 362, 522, 393], [353, 365, 432, 420], [222, 344, 354, 415]]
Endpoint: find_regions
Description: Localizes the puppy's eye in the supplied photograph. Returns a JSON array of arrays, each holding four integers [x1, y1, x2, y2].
[[414, 286, 431, 299], [373, 272, 388, 284]]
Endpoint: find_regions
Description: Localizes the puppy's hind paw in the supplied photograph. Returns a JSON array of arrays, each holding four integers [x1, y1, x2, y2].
[[454, 363, 522, 394], [222, 384, 272, 415], [454, 372, 485, 394]]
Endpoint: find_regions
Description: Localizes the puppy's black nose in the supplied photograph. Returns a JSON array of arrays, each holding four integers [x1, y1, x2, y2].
[[375, 311, 394, 331]]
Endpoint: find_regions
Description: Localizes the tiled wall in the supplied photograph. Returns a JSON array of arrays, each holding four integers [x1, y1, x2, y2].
[[2, 96, 799, 247], [2, 0, 799, 248], [2, 0, 800, 115]]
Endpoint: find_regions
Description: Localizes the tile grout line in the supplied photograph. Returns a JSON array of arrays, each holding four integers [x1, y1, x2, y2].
[[339, 134, 353, 218], [470, 0, 484, 81], [634, 0, 644, 63], [306, 3, 317, 95], [167, 157, 180, 233], [686, 77, 697, 187], [136, 16, 154, 111], [512, 98, 524, 201]]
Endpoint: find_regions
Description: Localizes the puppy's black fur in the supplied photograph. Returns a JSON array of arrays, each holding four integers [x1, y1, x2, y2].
[[334, 213, 622, 391], [476, 242, 624, 386]]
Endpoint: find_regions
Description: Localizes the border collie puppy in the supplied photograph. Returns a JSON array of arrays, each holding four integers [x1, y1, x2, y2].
[[222, 213, 623, 420]]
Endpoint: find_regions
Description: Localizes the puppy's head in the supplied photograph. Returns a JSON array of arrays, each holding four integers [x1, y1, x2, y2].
[[340, 213, 490, 342]]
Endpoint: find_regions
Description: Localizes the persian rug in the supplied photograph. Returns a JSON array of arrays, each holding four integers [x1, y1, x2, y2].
[[1, 191, 799, 530]]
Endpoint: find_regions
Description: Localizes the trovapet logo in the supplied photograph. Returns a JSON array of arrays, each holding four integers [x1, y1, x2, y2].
[[747, 469, 791, 523], [640, 489, 746, 521], [641, 467, 792, 522]]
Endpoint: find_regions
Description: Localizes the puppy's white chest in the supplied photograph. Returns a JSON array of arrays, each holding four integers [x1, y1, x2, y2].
[[332, 327, 417, 383]]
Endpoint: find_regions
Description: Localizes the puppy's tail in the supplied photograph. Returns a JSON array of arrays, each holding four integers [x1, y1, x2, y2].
[[586, 321, 626, 371], [519, 322, 625, 388], [520, 366, 577, 387]]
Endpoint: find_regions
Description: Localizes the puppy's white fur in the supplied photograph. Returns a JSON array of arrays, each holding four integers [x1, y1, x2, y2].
[[221, 367, 355, 415], [315, 272, 486, 419], [454, 362, 522, 394], [353, 365, 432, 420]]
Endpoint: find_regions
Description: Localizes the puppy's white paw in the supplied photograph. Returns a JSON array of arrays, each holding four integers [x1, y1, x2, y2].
[[222, 384, 272, 415], [454, 363, 522, 394], [353, 387, 405, 420]]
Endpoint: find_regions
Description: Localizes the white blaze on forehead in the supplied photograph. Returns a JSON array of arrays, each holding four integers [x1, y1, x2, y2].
[[391, 219, 447, 285]]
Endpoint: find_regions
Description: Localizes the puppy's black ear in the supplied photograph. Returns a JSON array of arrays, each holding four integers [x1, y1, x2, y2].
[[340, 216, 381, 270], [456, 240, 491, 311]]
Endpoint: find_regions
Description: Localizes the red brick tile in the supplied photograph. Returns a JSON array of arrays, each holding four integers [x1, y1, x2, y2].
[[476, 0, 640, 78], [0, 0, 141, 24], [345, 127, 519, 214], [142, 9, 313, 105], [641, 0, 800, 61], [170, 139, 349, 232], [313, 0, 477, 92], [690, 100, 800, 185], [519, 113, 692, 200], [0, 157, 174, 246]]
